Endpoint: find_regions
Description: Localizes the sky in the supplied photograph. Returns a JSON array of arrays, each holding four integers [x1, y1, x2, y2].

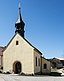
[[0, 0, 64, 58]]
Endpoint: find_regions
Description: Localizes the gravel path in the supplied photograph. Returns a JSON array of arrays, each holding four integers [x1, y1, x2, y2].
[[0, 74, 64, 81]]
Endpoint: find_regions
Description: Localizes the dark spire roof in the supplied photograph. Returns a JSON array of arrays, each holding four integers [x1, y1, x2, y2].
[[15, 0, 25, 38]]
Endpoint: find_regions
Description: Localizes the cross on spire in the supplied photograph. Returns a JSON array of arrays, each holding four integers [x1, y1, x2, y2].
[[18, 0, 21, 16], [19, 0, 21, 9], [16, 0, 22, 24]]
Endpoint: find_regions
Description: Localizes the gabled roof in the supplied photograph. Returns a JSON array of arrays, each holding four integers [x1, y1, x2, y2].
[[3, 33, 42, 55]]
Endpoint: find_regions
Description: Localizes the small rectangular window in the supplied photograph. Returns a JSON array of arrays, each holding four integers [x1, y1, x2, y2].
[[44, 64, 47, 69], [16, 41, 19, 45]]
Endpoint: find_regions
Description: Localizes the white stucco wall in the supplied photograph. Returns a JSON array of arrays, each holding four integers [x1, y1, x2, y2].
[[42, 57, 51, 74], [34, 50, 42, 74], [3, 33, 34, 74]]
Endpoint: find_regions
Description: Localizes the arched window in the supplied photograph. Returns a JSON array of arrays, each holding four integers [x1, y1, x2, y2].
[[44, 64, 47, 69]]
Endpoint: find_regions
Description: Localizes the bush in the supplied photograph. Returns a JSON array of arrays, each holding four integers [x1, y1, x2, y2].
[[5, 72, 11, 74], [50, 72, 61, 76], [19, 72, 26, 76], [0, 71, 2, 73], [19, 72, 34, 76]]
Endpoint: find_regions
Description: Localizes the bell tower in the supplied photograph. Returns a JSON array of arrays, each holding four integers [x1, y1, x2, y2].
[[15, 0, 25, 38]]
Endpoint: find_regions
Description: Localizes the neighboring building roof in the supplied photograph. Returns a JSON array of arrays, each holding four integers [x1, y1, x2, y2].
[[48, 58, 64, 63], [48, 58, 63, 68], [57, 58, 64, 66], [3, 32, 42, 55], [57, 58, 64, 60], [0, 47, 5, 56], [48, 58, 62, 63]]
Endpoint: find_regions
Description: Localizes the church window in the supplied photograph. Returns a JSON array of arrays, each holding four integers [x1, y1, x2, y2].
[[36, 57, 37, 66], [44, 64, 47, 69], [16, 41, 19, 45]]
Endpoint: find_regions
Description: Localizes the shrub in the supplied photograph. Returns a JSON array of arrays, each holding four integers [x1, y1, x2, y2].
[[50, 72, 61, 76], [5, 72, 11, 74], [0, 71, 2, 73]]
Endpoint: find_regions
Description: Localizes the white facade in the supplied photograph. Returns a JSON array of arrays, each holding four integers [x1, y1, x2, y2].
[[3, 33, 51, 75]]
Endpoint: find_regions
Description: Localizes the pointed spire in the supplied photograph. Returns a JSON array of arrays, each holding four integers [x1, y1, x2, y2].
[[15, 0, 25, 38], [16, 0, 22, 23]]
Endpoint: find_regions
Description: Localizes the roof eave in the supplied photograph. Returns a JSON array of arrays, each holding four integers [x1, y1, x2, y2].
[[34, 48, 42, 55]]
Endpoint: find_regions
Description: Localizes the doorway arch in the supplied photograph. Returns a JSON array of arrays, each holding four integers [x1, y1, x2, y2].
[[13, 61, 21, 74]]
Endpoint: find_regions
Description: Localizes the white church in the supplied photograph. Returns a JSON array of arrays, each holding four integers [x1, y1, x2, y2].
[[0, 1, 51, 75]]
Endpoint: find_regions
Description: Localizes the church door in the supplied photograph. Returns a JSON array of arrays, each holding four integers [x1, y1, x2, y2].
[[13, 61, 21, 74]]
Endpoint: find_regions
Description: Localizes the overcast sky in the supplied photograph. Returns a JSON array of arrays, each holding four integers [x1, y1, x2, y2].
[[0, 0, 64, 58]]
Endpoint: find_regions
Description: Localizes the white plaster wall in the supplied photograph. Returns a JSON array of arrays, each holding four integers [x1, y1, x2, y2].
[[42, 58, 51, 74], [34, 50, 42, 74], [3, 33, 34, 74]]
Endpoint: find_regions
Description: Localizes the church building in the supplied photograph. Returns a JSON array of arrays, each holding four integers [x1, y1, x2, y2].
[[3, 1, 51, 75]]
